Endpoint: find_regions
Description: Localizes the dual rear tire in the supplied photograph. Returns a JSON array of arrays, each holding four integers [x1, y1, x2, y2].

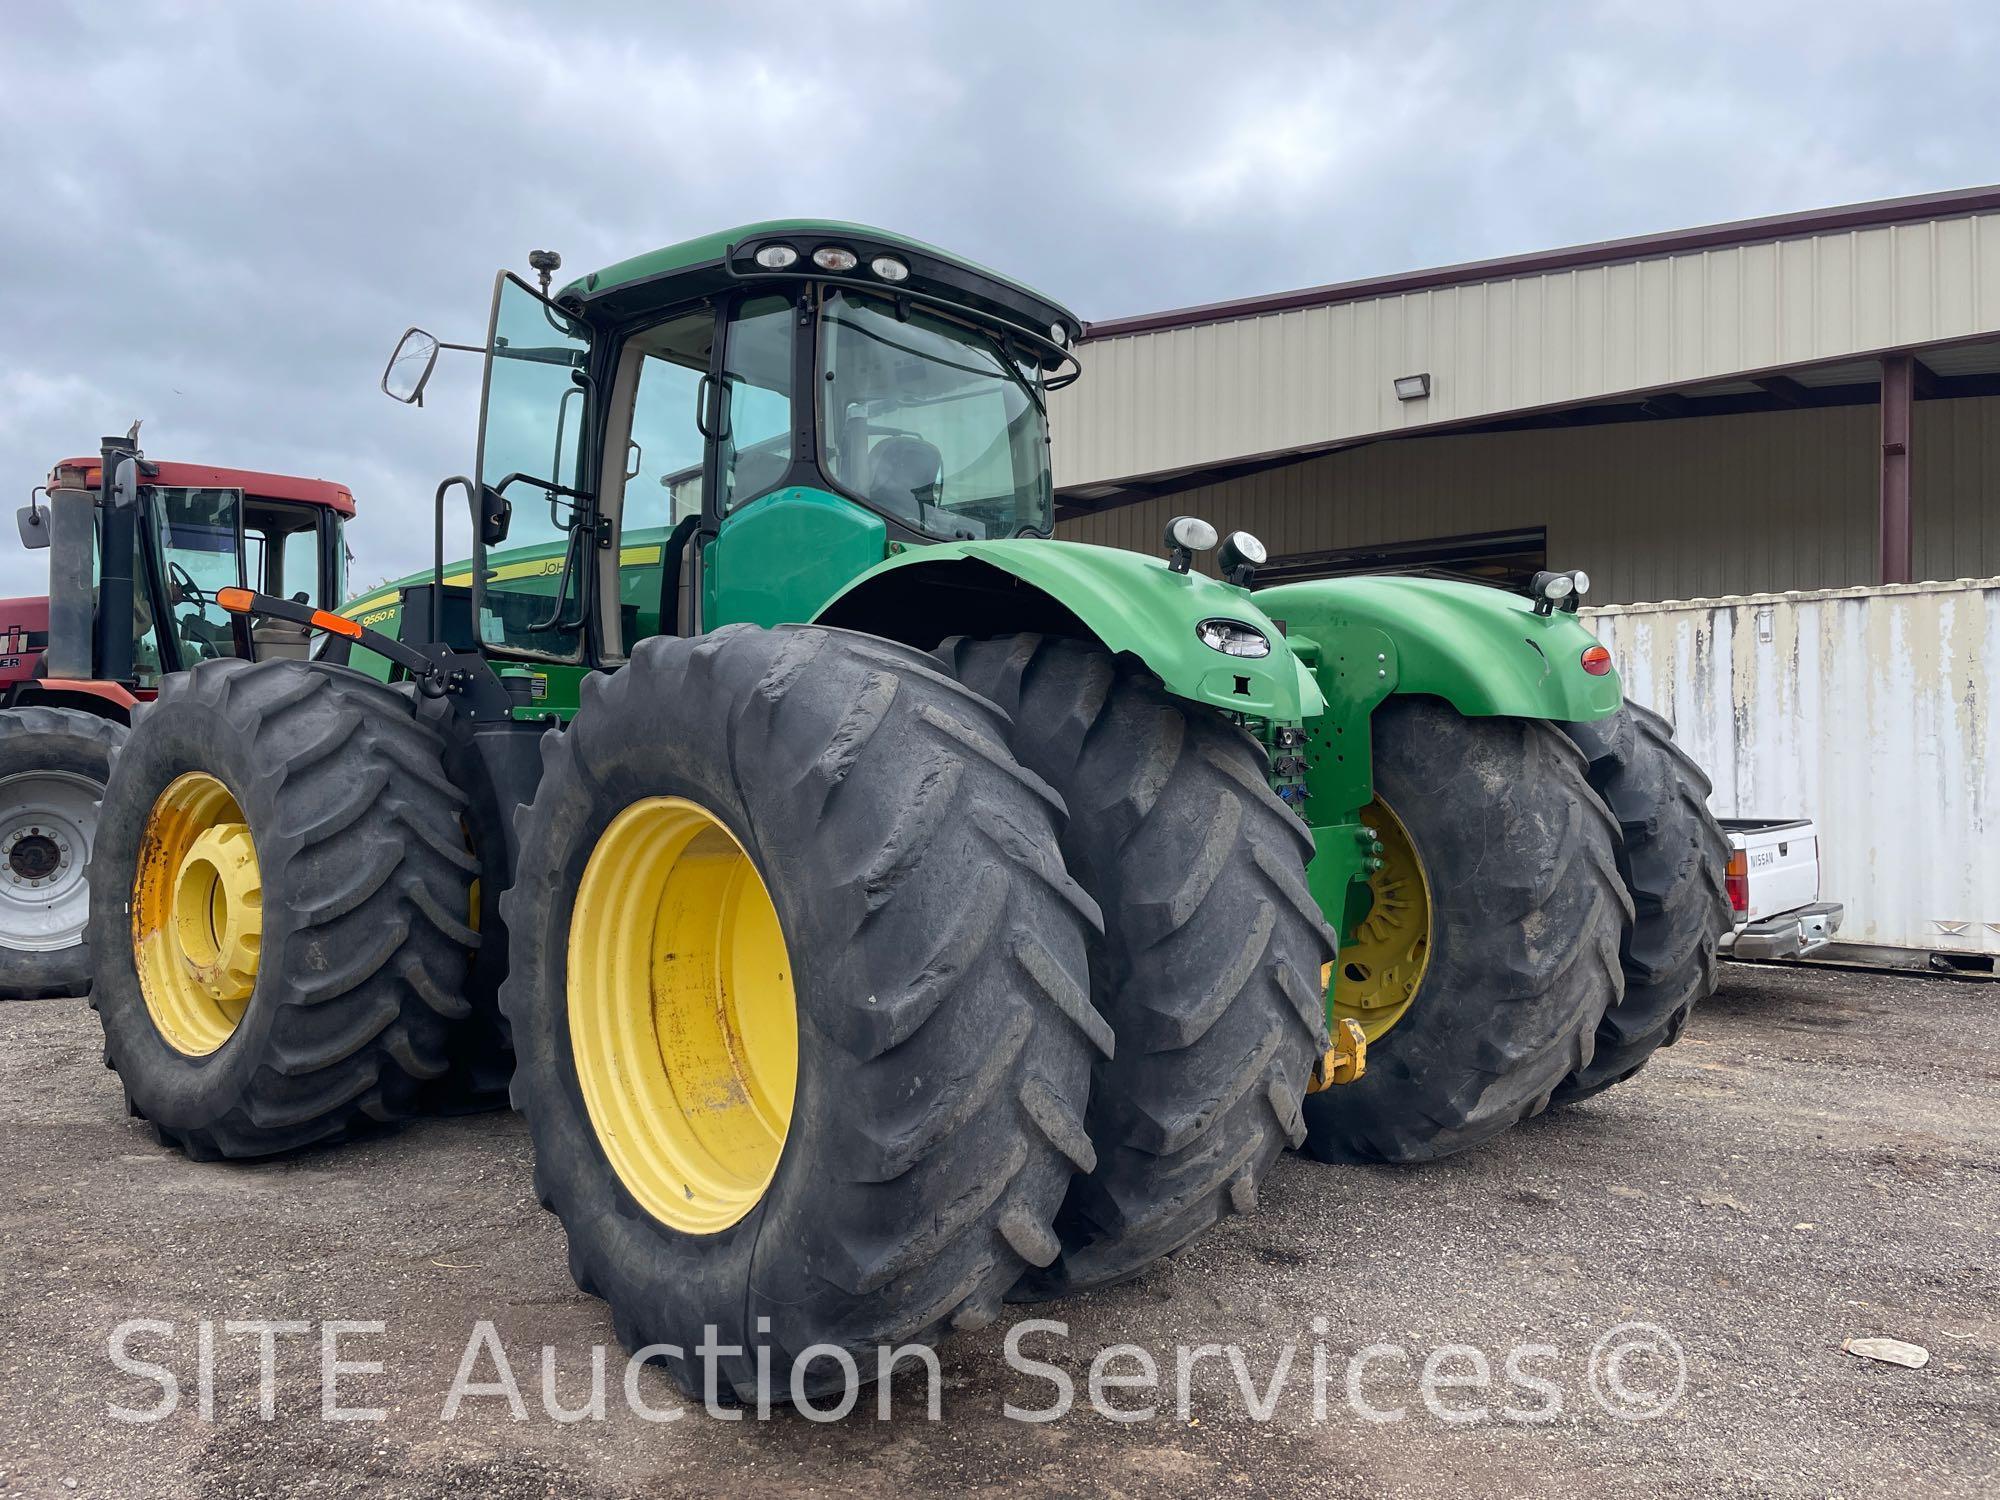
[[941, 635, 1331, 1297], [1554, 703, 1732, 1103], [1301, 698, 1630, 1164], [1301, 697, 1728, 1163]]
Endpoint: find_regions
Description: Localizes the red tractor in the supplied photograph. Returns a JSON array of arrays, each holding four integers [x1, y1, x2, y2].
[[2, 432, 353, 998]]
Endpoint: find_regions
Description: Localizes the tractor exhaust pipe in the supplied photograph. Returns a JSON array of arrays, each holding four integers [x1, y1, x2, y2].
[[91, 432, 143, 685]]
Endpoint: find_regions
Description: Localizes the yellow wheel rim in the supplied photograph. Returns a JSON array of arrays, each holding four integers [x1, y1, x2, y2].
[[1332, 796, 1432, 1043], [133, 772, 263, 1056], [567, 796, 799, 1235]]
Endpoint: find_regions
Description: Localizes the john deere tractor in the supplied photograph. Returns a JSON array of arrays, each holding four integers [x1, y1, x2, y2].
[[87, 222, 1725, 1398]]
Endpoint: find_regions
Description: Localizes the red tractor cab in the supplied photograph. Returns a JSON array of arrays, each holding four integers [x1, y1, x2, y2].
[[2, 434, 354, 998], [7, 438, 354, 711]]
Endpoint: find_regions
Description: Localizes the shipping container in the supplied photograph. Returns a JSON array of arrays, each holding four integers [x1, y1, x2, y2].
[[1583, 577, 1999, 959]]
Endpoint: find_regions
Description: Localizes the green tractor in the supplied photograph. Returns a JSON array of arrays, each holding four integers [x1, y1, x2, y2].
[[86, 222, 1726, 1398]]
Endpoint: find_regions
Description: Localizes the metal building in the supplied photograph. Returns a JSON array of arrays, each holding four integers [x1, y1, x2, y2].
[[1052, 186, 2000, 605]]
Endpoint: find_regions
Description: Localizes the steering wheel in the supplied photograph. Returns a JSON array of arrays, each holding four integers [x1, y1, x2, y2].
[[169, 561, 208, 607]]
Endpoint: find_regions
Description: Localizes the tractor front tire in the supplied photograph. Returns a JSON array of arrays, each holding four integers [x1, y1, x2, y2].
[[941, 634, 1331, 1297], [87, 659, 480, 1158], [0, 705, 126, 1000], [1301, 697, 1629, 1164], [1553, 703, 1731, 1104], [500, 625, 1105, 1404]]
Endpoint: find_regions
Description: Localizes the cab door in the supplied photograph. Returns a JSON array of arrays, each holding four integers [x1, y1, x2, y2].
[[143, 486, 246, 678], [700, 291, 887, 629], [473, 272, 596, 662]]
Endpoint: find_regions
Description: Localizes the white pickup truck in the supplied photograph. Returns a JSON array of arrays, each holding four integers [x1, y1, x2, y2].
[[1718, 818, 1844, 960]]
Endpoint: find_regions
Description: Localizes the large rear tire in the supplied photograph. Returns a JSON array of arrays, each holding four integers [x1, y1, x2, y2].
[[1553, 703, 1731, 1103], [500, 625, 1105, 1404], [940, 634, 1330, 1297], [1300, 697, 1629, 1164], [0, 705, 126, 999], [87, 659, 480, 1158]]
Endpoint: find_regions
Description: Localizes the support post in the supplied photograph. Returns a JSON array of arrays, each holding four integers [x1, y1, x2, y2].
[[1878, 354, 1914, 585]]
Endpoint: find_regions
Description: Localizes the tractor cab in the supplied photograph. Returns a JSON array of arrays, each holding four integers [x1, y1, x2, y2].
[[15, 439, 353, 698], [379, 222, 1080, 674]]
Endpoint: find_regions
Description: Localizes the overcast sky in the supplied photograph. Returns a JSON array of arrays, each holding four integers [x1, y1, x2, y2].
[[4, 0, 1996, 599]]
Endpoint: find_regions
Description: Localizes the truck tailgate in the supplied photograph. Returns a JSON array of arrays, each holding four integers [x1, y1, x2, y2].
[[1721, 819, 1820, 922]]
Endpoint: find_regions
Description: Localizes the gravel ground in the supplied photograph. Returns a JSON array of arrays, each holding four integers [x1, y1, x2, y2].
[[2, 962, 1995, 1499]]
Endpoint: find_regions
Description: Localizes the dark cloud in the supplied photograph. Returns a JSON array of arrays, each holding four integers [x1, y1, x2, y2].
[[4, 0, 1995, 595]]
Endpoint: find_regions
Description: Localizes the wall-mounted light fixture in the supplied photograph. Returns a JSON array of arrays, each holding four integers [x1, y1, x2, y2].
[[1393, 373, 1431, 401]]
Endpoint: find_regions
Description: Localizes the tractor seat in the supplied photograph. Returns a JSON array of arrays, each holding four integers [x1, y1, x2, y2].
[[866, 436, 943, 519]]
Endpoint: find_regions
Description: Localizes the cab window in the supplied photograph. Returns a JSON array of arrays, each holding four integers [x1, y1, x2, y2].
[[241, 503, 323, 603], [149, 487, 243, 668], [718, 294, 795, 511], [618, 307, 713, 643]]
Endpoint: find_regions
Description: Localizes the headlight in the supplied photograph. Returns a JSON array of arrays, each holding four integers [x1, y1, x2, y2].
[[813, 246, 858, 272], [870, 255, 909, 282], [754, 243, 798, 269], [1570, 569, 1591, 596], [1543, 574, 1574, 601], [1197, 619, 1270, 658], [1165, 515, 1218, 553]]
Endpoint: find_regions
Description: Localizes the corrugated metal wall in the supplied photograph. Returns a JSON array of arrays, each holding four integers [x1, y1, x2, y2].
[[1582, 579, 1999, 956], [1057, 395, 2000, 605], [1053, 211, 2000, 490]]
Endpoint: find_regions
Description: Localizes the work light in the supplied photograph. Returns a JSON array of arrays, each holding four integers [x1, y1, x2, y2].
[[813, 246, 859, 272], [754, 244, 798, 269], [870, 255, 910, 282], [1217, 530, 1267, 586], [1529, 569, 1590, 615], [1163, 515, 1218, 573]]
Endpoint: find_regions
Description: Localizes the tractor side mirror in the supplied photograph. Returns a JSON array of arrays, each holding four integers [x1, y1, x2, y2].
[[17, 500, 49, 549], [382, 328, 442, 405], [477, 483, 512, 546], [107, 454, 141, 510]]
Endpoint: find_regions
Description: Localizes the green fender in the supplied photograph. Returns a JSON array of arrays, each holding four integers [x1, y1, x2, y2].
[[1252, 574, 1623, 967], [1255, 573, 1621, 725], [815, 538, 1325, 721]]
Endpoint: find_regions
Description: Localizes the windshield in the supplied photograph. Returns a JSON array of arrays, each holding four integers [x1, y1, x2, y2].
[[148, 487, 243, 674], [819, 293, 1051, 539]]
